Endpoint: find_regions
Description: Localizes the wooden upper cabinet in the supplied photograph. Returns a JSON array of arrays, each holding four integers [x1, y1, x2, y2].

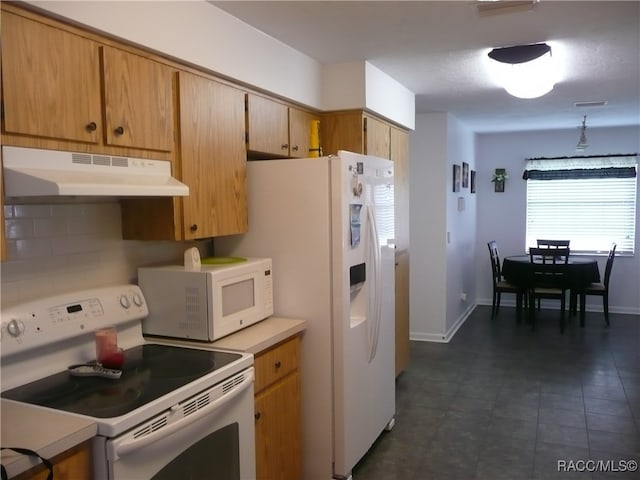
[[390, 126, 410, 252], [246, 94, 319, 158], [320, 111, 365, 156], [1, 9, 173, 154], [246, 94, 290, 156], [178, 72, 248, 238], [321, 110, 393, 159], [364, 115, 391, 159], [121, 72, 248, 241], [101, 47, 174, 152], [289, 107, 320, 158], [2, 11, 102, 144]]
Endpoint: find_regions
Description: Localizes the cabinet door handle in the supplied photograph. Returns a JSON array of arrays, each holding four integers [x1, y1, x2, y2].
[[275, 361, 281, 369], [114, 126, 125, 135], [86, 122, 97, 132], [292, 145, 299, 152], [255, 412, 261, 420], [281, 143, 289, 150], [190, 224, 198, 232]]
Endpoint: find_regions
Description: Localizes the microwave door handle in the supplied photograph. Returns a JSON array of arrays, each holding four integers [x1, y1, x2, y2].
[[113, 369, 254, 457]]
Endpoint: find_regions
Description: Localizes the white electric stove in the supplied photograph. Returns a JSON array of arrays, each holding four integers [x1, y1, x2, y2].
[[1, 285, 256, 480]]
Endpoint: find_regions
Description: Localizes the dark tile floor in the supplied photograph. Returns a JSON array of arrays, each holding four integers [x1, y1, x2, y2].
[[353, 305, 640, 479]]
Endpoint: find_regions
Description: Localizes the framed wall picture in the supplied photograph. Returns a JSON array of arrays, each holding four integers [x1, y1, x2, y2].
[[462, 162, 469, 188], [453, 164, 461, 192], [471, 170, 476, 193]]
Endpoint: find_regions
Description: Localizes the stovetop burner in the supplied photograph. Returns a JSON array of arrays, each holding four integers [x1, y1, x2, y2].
[[2, 344, 242, 418]]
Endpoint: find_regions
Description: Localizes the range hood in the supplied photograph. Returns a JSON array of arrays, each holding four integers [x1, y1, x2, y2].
[[2, 146, 189, 198]]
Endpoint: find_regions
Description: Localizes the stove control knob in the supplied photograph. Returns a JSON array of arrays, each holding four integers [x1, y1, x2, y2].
[[132, 293, 144, 307], [119, 295, 131, 309], [7, 319, 25, 338]]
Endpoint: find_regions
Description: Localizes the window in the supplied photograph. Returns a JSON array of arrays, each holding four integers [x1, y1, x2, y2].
[[372, 182, 395, 247], [525, 155, 637, 255]]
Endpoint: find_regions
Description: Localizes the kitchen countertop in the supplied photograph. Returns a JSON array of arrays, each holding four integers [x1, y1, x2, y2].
[[1, 316, 305, 478], [0, 400, 97, 478], [145, 316, 307, 354]]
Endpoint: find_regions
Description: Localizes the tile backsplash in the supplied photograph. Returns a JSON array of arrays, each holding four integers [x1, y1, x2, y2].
[[1, 201, 206, 307]]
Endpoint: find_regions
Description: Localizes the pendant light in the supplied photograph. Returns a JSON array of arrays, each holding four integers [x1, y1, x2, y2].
[[576, 115, 589, 151], [488, 43, 556, 99]]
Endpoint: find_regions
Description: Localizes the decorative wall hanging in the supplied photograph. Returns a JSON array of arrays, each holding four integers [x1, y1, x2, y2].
[[492, 168, 508, 192], [471, 170, 476, 193], [462, 162, 469, 188], [453, 164, 461, 192]]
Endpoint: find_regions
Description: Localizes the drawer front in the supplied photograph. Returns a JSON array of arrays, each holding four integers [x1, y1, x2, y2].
[[254, 336, 299, 393]]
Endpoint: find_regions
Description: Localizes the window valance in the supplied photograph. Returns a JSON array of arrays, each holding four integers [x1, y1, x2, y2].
[[523, 154, 637, 180]]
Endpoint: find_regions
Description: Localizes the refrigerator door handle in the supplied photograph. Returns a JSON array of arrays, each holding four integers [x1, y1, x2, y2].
[[366, 202, 382, 362]]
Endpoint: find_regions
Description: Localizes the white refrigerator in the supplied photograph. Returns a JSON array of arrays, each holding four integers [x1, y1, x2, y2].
[[216, 151, 395, 479]]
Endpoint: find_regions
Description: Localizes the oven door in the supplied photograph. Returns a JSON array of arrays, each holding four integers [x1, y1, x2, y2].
[[93, 367, 255, 480]]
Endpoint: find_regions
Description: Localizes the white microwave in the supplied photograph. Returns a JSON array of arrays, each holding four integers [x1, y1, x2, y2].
[[138, 257, 273, 341]]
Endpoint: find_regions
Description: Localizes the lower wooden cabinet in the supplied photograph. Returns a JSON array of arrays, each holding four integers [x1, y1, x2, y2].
[[253, 335, 302, 480], [13, 441, 91, 480]]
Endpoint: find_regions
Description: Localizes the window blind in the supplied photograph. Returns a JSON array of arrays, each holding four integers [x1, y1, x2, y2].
[[526, 171, 637, 255], [373, 183, 395, 247]]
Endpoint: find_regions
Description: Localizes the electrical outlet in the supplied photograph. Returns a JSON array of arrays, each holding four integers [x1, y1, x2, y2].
[[460, 292, 467, 302]]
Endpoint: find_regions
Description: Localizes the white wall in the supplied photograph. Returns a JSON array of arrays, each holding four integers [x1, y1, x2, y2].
[[409, 113, 475, 342], [364, 62, 416, 130], [475, 125, 640, 315], [410, 114, 447, 341], [321, 61, 416, 130], [29, 0, 324, 109], [445, 116, 476, 333], [28, 1, 415, 129]]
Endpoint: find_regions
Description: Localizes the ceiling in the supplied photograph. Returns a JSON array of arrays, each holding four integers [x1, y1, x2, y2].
[[211, 1, 640, 133]]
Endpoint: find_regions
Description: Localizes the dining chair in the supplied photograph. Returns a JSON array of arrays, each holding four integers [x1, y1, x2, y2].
[[487, 241, 525, 319], [572, 242, 617, 326], [537, 239, 571, 249], [534, 242, 570, 310], [529, 246, 570, 265], [528, 247, 571, 333]]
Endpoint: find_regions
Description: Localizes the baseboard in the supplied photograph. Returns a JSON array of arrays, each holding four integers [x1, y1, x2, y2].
[[410, 300, 639, 344], [476, 298, 640, 316], [409, 303, 476, 343], [410, 332, 449, 343]]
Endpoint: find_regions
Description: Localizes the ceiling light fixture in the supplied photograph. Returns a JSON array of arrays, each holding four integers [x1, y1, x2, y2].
[[488, 42, 555, 99], [576, 115, 589, 151]]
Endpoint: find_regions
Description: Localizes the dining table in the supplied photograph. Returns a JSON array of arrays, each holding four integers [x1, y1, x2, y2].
[[502, 255, 601, 326]]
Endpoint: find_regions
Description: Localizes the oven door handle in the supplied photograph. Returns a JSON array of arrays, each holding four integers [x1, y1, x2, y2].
[[114, 368, 254, 457]]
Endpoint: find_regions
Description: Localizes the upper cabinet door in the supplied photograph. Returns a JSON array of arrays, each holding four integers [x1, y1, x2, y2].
[[364, 116, 391, 159], [102, 47, 174, 152], [390, 126, 410, 252], [179, 72, 248, 238], [246, 94, 289, 156], [289, 108, 319, 158], [2, 12, 102, 144]]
